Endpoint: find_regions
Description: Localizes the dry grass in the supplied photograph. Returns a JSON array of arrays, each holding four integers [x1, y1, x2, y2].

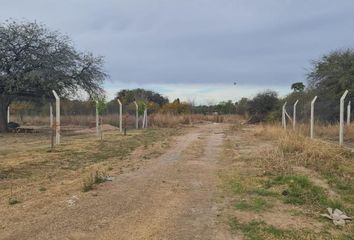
[[148, 113, 243, 128], [0, 127, 178, 209], [12, 113, 244, 129], [288, 122, 354, 145], [12, 114, 135, 128], [220, 123, 354, 239], [255, 124, 354, 177]]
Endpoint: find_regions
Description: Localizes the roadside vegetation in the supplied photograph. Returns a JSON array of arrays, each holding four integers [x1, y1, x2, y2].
[[220, 124, 354, 239]]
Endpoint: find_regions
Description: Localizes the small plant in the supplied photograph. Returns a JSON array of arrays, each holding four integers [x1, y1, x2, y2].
[[82, 175, 94, 192], [94, 170, 108, 184], [8, 197, 20, 205], [82, 170, 108, 192], [95, 98, 107, 140], [38, 187, 47, 192], [229, 179, 246, 194]]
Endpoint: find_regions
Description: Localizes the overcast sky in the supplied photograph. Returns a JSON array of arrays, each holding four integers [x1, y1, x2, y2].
[[1, 0, 354, 104]]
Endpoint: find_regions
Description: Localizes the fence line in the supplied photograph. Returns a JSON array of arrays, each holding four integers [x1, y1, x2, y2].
[[52, 90, 60, 145], [310, 96, 317, 139], [284, 90, 354, 148], [339, 90, 348, 145], [293, 100, 298, 131]]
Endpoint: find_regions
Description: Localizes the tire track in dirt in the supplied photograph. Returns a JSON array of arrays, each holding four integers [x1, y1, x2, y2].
[[3, 123, 233, 240]]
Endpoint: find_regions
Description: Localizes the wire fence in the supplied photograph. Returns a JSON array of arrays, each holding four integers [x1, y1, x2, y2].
[[4, 96, 243, 148], [282, 90, 354, 149], [5, 98, 141, 148]]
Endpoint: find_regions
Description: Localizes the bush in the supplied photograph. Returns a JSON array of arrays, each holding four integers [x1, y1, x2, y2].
[[247, 91, 279, 123]]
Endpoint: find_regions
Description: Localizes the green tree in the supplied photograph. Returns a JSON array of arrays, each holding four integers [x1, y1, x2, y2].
[[307, 49, 354, 121], [116, 89, 168, 106], [235, 98, 250, 115], [160, 101, 191, 114], [247, 91, 279, 123], [96, 98, 107, 115], [291, 82, 305, 92], [0, 20, 106, 132], [216, 100, 235, 114], [308, 49, 354, 93], [96, 98, 107, 140]]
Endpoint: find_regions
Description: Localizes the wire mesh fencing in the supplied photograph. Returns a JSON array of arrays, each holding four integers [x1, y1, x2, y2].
[[282, 91, 354, 149], [5, 99, 139, 147]]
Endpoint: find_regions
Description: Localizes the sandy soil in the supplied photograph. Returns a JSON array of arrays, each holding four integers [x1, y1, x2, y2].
[[2, 123, 234, 240]]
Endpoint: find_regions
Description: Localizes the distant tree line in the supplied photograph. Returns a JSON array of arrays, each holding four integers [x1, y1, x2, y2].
[[234, 49, 354, 123]]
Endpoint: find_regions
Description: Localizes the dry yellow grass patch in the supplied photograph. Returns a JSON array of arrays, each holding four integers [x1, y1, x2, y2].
[[220, 123, 354, 239], [0, 128, 178, 208]]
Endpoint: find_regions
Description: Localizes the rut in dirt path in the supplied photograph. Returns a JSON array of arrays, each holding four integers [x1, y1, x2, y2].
[[4, 123, 233, 240]]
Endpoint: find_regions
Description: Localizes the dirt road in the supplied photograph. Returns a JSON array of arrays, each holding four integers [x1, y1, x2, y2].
[[3, 123, 233, 240]]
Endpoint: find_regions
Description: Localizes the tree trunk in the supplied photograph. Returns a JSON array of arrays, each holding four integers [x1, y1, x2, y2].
[[0, 95, 10, 133]]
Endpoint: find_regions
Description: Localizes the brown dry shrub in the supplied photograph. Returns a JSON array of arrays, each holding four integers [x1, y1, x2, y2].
[[256, 147, 293, 175], [148, 114, 243, 128], [13, 113, 243, 128], [278, 133, 353, 176], [256, 125, 354, 179], [253, 124, 283, 140]]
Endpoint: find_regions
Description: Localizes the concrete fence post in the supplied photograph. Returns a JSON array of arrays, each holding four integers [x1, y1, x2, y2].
[[310, 96, 318, 139], [340, 90, 349, 145], [145, 108, 148, 128], [142, 110, 145, 129], [347, 101, 351, 126], [142, 106, 148, 129], [293, 100, 299, 131], [52, 90, 60, 145], [50, 103, 53, 128], [282, 102, 287, 129], [134, 101, 139, 129], [7, 106, 10, 123], [95, 101, 99, 137], [117, 99, 122, 132]]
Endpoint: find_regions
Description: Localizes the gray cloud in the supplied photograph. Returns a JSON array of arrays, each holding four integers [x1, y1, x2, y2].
[[1, 0, 354, 92]]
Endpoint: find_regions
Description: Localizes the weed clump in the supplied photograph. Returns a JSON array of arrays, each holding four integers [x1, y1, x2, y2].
[[38, 187, 47, 192], [82, 171, 109, 192], [8, 197, 20, 205]]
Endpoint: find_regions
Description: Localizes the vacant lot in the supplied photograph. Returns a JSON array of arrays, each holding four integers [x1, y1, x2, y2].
[[1, 122, 354, 239], [220, 124, 354, 239], [0, 127, 179, 238]]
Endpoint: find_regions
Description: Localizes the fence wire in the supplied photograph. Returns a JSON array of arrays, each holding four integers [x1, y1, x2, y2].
[[6, 99, 150, 146], [283, 95, 354, 149]]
